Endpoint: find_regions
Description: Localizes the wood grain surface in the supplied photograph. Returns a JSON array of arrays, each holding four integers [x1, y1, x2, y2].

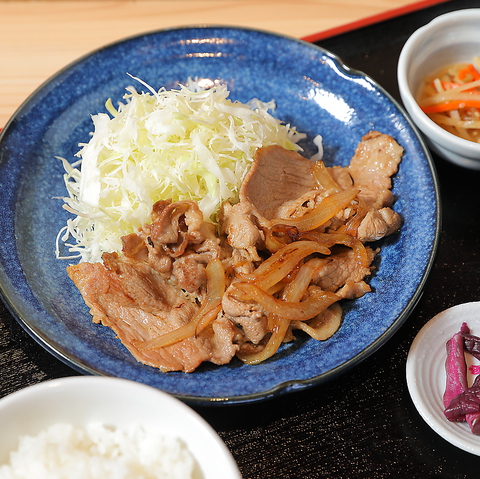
[[0, 0, 420, 126]]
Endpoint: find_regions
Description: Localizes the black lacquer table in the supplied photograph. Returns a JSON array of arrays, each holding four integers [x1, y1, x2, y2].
[[2, 0, 480, 477]]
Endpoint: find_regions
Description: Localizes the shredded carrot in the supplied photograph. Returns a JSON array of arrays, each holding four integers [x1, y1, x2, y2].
[[421, 99, 480, 114], [418, 59, 480, 142], [458, 64, 480, 82]]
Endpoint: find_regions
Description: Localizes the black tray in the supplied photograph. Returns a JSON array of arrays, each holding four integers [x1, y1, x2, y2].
[[2, 1, 480, 477]]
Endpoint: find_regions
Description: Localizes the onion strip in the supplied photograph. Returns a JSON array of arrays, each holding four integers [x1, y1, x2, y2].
[[264, 224, 299, 252], [237, 258, 339, 365], [312, 160, 341, 192], [270, 189, 359, 232], [292, 303, 343, 340], [299, 231, 370, 267], [231, 282, 338, 321], [238, 240, 331, 292], [284, 257, 324, 299], [238, 314, 291, 365], [238, 314, 290, 365]]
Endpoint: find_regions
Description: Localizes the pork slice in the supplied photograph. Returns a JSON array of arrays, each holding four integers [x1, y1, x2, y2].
[[311, 246, 376, 297], [191, 222, 221, 254], [67, 254, 238, 373], [143, 200, 206, 257], [335, 281, 371, 300], [221, 145, 321, 260], [122, 233, 148, 261], [211, 315, 245, 363], [123, 232, 173, 273], [172, 252, 210, 293], [169, 220, 222, 293], [357, 207, 402, 243], [123, 200, 221, 278], [220, 201, 265, 262], [101, 252, 179, 314], [240, 145, 318, 222], [222, 284, 268, 344], [347, 131, 404, 208]]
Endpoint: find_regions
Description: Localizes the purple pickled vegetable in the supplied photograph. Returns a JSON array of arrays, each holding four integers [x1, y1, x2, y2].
[[445, 375, 480, 422], [462, 332, 480, 361], [443, 322, 480, 433], [443, 322, 470, 411], [467, 409, 480, 435], [462, 332, 480, 433]]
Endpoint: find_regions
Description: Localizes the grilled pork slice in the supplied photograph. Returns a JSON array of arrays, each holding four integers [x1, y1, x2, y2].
[[239, 144, 319, 222], [347, 131, 404, 242], [68, 254, 239, 373], [311, 245, 377, 300], [223, 131, 403, 260], [67, 200, 240, 373], [221, 145, 320, 261], [348, 130, 403, 208]]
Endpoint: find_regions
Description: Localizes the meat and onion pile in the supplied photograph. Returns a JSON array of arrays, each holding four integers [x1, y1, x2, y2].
[[67, 131, 403, 372]]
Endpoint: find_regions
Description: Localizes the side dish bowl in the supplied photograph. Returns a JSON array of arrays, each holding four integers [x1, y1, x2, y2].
[[406, 302, 480, 456], [397, 9, 480, 169], [0, 377, 241, 478]]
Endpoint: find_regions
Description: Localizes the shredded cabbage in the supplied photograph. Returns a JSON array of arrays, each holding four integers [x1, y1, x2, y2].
[[56, 76, 306, 263]]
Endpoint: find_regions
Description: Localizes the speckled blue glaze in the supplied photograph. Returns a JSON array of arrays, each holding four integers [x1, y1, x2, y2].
[[0, 26, 439, 404]]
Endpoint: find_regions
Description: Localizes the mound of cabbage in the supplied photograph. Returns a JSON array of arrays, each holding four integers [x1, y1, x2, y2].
[[57, 77, 306, 263]]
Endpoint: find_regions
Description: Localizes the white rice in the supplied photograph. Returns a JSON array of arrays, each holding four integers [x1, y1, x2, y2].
[[0, 423, 196, 479]]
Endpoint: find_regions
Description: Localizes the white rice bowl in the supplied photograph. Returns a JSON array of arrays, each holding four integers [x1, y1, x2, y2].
[[0, 377, 240, 479]]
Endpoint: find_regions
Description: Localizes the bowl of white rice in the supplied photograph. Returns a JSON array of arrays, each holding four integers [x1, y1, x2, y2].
[[0, 376, 241, 479]]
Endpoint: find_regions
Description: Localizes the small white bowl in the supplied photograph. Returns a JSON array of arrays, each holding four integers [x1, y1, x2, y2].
[[398, 9, 480, 169], [0, 377, 241, 478], [406, 302, 480, 456]]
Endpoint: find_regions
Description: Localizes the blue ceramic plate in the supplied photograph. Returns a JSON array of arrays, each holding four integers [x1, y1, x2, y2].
[[0, 26, 439, 404]]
